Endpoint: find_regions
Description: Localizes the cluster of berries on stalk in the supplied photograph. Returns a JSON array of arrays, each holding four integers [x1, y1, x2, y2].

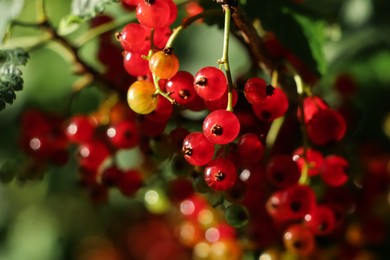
[[16, 0, 379, 258]]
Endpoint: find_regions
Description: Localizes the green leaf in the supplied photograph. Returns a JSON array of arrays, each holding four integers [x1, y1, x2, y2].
[[0, 48, 29, 111], [59, 0, 119, 35], [0, 0, 25, 43]]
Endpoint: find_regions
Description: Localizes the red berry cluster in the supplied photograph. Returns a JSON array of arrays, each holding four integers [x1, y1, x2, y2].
[[15, 0, 376, 258]]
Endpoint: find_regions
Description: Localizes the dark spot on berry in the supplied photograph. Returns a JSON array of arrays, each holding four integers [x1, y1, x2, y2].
[[179, 89, 191, 99], [183, 146, 192, 156], [211, 124, 223, 136], [266, 84, 275, 96], [292, 240, 303, 249], [290, 201, 301, 212], [124, 130, 132, 139], [145, 0, 155, 5], [195, 77, 208, 86], [215, 171, 225, 181], [163, 47, 173, 55], [273, 171, 284, 183]]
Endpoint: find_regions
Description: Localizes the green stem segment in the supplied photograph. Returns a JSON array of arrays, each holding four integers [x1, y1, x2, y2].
[[218, 5, 234, 112], [295, 74, 310, 185], [152, 74, 176, 104]]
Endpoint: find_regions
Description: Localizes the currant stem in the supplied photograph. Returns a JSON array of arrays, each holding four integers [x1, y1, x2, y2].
[[295, 74, 310, 185], [218, 5, 234, 112], [152, 74, 176, 104]]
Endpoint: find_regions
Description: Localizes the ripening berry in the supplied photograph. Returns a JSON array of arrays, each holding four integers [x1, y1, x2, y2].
[[127, 80, 158, 114], [204, 158, 237, 191], [202, 109, 240, 145], [283, 224, 315, 257], [149, 48, 180, 79]]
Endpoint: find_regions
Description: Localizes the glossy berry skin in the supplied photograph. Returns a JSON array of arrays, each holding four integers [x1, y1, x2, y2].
[[136, 0, 170, 29], [106, 120, 139, 149], [164, 0, 178, 26], [165, 71, 196, 105], [266, 154, 300, 188], [149, 48, 179, 79], [123, 51, 150, 77], [237, 133, 264, 163], [321, 155, 349, 187], [194, 66, 227, 101], [304, 205, 336, 236], [283, 224, 315, 257], [116, 169, 143, 196], [65, 115, 95, 143], [143, 95, 173, 122], [127, 80, 158, 114], [78, 141, 110, 171], [292, 147, 324, 177], [204, 158, 237, 191], [244, 77, 274, 104], [298, 96, 328, 123], [204, 88, 238, 111], [182, 132, 214, 166], [267, 184, 316, 221], [202, 109, 240, 145], [307, 109, 347, 145], [252, 87, 288, 122], [117, 23, 148, 53]]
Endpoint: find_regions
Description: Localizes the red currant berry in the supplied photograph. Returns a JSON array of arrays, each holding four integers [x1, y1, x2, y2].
[[78, 141, 110, 171], [65, 115, 96, 144], [204, 158, 237, 191], [194, 66, 227, 101], [266, 154, 300, 188], [304, 204, 336, 236], [106, 120, 139, 149], [292, 147, 324, 177], [321, 155, 349, 187], [298, 95, 328, 123], [202, 109, 240, 145], [117, 23, 148, 53], [307, 109, 347, 145], [283, 224, 315, 257], [244, 77, 275, 104], [182, 132, 214, 166], [136, 0, 171, 29], [237, 133, 265, 163], [99, 165, 122, 187], [123, 51, 150, 77], [165, 71, 196, 105], [282, 184, 316, 220], [252, 87, 288, 122], [116, 169, 143, 196], [127, 80, 158, 114], [149, 48, 180, 79], [163, 0, 178, 26]]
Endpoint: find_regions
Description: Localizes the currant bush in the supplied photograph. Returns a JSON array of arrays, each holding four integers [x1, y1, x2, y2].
[[1, 0, 388, 259]]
